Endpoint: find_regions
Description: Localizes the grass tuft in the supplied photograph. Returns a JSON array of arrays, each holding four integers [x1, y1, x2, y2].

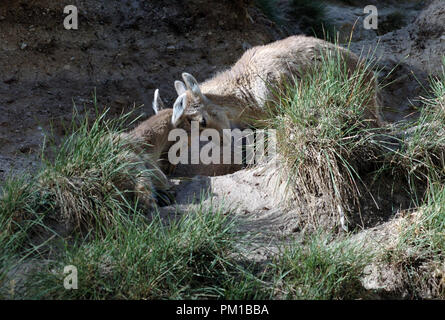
[[0, 102, 161, 296], [35, 107, 157, 235], [264, 42, 383, 228], [272, 233, 373, 299], [25, 202, 267, 299], [385, 59, 445, 298], [388, 184, 445, 298], [388, 57, 445, 192], [0, 177, 42, 293]]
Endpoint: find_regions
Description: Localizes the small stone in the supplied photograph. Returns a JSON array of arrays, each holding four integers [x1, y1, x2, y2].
[[20, 43, 27, 50], [19, 145, 31, 153]]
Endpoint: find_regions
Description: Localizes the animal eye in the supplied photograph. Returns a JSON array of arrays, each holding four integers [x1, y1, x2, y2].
[[199, 117, 207, 127]]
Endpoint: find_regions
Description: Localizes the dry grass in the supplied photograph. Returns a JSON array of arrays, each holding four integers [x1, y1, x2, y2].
[[385, 184, 445, 298], [272, 232, 373, 299], [388, 58, 445, 193], [383, 58, 445, 298]]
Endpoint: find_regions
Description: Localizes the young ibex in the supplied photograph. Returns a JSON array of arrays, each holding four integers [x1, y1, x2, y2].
[[171, 35, 383, 137], [118, 89, 189, 208]]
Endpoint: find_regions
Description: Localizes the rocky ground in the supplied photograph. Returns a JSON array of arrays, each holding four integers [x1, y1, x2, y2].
[[1, 0, 444, 298]]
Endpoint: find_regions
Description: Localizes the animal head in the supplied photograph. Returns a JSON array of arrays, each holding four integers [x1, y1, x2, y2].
[[152, 88, 187, 128], [130, 89, 191, 156], [172, 73, 232, 138]]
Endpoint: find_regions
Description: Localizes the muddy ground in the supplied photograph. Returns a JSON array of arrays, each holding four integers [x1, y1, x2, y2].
[[1, 0, 444, 298]]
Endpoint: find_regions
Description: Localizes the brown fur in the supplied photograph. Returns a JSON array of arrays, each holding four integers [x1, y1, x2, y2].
[[118, 108, 190, 208], [179, 35, 383, 135], [130, 109, 177, 161]]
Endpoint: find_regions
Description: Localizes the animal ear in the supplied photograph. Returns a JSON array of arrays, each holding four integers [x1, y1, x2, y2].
[[182, 72, 207, 102], [172, 93, 187, 126], [174, 80, 187, 96], [152, 89, 165, 115]]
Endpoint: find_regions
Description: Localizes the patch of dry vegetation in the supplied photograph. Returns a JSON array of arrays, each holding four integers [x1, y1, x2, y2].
[[35, 109, 156, 234], [389, 61, 445, 191], [384, 59, 445, 298], [3, 106, 163, 238]]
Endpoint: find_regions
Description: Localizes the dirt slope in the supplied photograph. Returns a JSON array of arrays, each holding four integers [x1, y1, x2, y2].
[[0, 0, 280, 180]]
